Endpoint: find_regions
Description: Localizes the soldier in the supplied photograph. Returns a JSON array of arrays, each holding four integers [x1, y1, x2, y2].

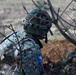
[[0, 1, 52, 75]]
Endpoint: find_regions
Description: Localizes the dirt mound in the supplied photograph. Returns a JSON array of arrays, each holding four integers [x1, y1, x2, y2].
[[41, 40, 76, 62]]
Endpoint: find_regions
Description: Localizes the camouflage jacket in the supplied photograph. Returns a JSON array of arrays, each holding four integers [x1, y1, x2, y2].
[[0, 30, 43, 75]]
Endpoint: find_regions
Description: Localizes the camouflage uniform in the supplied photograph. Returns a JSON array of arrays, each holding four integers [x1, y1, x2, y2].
[[0, 30, 44, 75]]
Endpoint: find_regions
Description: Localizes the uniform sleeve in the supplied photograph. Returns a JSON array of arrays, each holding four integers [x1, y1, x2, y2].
[[0, 35, 14, 57], [0, 31, 26, 57]]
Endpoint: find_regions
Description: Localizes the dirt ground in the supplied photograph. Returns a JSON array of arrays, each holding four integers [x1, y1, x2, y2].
[[41, 40, 76, 62]]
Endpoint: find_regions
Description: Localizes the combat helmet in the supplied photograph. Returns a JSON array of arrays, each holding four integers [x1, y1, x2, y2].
[[23, 1, 52, 43]]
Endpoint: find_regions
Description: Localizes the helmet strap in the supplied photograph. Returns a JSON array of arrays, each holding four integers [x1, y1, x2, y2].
[[45, 34, 48, 43]]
